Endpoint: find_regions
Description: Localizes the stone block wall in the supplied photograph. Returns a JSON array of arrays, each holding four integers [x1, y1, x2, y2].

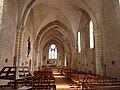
[[103, 0, 120, 80], [0, 0, 18, 70], [0, 0, 18, 84], [77, 24, 95, 74]]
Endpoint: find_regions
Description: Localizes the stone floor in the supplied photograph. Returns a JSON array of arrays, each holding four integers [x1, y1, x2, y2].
[[53, 69, 81, 90]]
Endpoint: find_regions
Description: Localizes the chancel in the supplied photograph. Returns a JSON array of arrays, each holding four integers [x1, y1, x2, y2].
[[0, 0, 120, 90]]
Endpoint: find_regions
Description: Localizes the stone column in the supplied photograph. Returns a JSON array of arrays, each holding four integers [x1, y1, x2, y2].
[[13, 25, 24, 66], [71, 48, 77, 70], [13, 26, 21, 66], [67, 52, 71, 68], [17, 27, 24, 66], [94, 30, 103, 75]]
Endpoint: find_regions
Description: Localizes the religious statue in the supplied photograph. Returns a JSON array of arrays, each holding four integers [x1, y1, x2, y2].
[[27, 37, 31, 57]]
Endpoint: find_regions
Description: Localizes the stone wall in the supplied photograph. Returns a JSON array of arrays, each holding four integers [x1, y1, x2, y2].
[[78, 24, 95, 74], [77, 11, 95, 74], [0, 0, 18, 84], [0, 0, 18, 70], [103, 0, 120, 80]]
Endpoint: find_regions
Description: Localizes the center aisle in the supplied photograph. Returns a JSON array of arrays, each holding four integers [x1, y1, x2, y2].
[[52, 69, 80, 90]]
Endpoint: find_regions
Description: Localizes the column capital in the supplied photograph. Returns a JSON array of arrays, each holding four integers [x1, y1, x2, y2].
[[71, 47, 77, 52], [16, 23, 25, 29], [94, 29, 101, 36], [16, 25, 25, 33]]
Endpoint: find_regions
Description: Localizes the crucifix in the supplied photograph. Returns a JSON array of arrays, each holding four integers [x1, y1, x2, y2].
[[27, 37, 31, 57]]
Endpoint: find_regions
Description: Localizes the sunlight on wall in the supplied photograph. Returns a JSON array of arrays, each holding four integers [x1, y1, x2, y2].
[[0, 0, 3, 6], [0, 0, 4, 30]]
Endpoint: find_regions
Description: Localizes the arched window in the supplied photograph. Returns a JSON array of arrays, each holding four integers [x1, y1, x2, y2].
[[89, 20, 94, 49], [0, 0, 4, 30], [78, 32, 81, 53], [49, 44, 57, 59]]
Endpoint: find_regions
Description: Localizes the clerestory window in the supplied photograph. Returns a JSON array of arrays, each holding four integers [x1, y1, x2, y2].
[[89, 20, 94, 49], [78, 32, 81, 53]]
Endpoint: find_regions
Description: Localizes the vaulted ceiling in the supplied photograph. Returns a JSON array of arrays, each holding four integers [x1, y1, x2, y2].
[[21, 0, 99, 52]]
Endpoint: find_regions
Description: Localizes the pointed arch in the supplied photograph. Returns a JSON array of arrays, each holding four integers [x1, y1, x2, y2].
[[19, 0, 98, 30], [35, 20, 75, 51]]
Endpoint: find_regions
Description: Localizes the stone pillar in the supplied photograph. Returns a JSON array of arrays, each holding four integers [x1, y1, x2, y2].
[[39, 50, 42, 70], [71, 48, 77, 70], [17, 27, 24, 66], [67, 52, 71, 68], [13, 25, 24, 66], [13, 26, 21, 66], [35, 49, 42, 71], [94, 30, 103, 75]]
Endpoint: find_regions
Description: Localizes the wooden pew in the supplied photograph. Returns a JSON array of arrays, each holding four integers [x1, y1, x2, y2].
[[32, 77, 56, 90]]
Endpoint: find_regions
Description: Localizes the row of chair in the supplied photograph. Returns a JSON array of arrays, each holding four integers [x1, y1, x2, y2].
[[10, 68, 56, 90], [57, 67, 120, 90]]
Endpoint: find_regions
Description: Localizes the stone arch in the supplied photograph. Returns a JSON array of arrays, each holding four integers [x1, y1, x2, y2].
[[20, 0, 98, 29], [38, 35, 70, 68], [15, 0, 103, 74], [35, 24, 72, 69], [42, 37, 65, 67], [40, 35, 70, 54], [17, 0, 99, 59], [35, 20, 74, 51]]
